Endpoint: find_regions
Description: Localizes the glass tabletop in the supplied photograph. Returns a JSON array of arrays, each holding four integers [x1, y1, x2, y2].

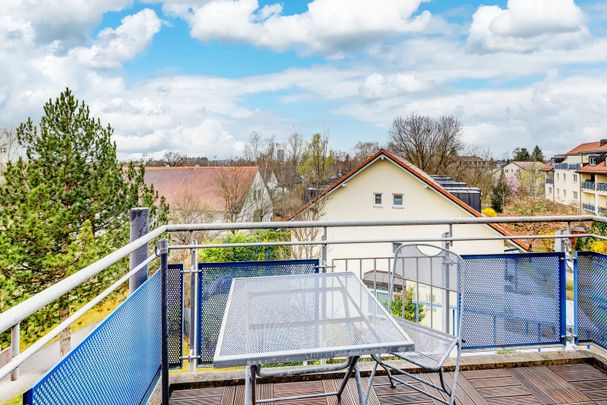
[[214, 272, 414, 367]]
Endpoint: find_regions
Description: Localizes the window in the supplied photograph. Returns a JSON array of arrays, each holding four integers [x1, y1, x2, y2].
[[573, 191, 578, 199], [590, 156, 597, 165], [556, 173, 559, 180], [563, 173, 566, 182], [573, 174, 578, 182], [557, 188, 560, 195], [548, 186, 552, 194], [563, 190, 567, 197], [393, 193, 404, 207], [373, 193, 382, 206]]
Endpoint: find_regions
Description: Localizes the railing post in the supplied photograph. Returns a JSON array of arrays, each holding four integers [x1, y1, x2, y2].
[[189, 234, 198, 372], [10, 323, 19, 381], [129, 207, 149, 294], [320, 227, 328, 273], [158, 239, 170, 405]]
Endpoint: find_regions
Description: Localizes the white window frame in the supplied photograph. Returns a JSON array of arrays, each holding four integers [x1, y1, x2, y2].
[[373, 193, 382, 207], [392, 193, 404, 208]]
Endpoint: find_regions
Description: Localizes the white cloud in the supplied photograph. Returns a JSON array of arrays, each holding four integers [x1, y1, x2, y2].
[[69, 9, 161, 69], [360, 73, 431, 100], [0, 0, 133, 47], [468, 0, 588, 52], [178, 0, 431, 56]]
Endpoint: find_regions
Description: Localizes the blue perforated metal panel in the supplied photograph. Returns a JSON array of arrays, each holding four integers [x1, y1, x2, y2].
[[461, 253, 566, 349], [576, 251, 607, 347], [197, 259, 319, 365], [23, 271, 161, 405], [168, 264, 183, 368]]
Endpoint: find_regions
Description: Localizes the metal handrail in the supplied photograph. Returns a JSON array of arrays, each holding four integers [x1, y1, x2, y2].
[[0, 214, 603, 381]]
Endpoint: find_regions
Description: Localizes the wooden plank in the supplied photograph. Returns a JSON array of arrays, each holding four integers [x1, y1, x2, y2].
[[442, 371, 489, 405], [509, 368, 556, 405], [462, 369, 512, 380], [539, 366, 592, 403], [485, 395, 541, 405], [220, 386, 236, 405], [467, 376, 519, 389], [512, 366, 571, 404]]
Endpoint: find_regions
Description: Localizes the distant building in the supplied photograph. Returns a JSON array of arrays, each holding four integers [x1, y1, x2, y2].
[[144, 166, 273, 223], [500, 161, 545, 196], [543, 139, 607, 214], [543, 139, 607, 213], [294, 149, 526, 267]]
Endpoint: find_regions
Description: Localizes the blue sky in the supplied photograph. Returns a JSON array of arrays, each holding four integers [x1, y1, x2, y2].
[[1, 0, 607, 159]]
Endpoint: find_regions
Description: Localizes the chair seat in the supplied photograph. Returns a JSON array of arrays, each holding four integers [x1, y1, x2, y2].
[[392, 317, 459, 371]]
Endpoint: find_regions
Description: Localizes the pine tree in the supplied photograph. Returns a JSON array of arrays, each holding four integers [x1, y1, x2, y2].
[[0, 89, 168, 354], [531, 145, 544, 162], [512, 147, 531, 161]]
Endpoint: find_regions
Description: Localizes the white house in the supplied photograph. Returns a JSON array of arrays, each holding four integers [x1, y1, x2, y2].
[[294, 149, 526, 271], [144, 166, 273, 223]]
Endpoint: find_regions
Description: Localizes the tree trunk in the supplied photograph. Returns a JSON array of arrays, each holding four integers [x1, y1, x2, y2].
[[59, 306, 71, 357]]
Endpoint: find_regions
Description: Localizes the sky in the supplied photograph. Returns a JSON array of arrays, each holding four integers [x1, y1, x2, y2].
[[1, 0, 607, 160]]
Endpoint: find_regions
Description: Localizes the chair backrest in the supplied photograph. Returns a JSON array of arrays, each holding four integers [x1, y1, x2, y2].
[[389, 244, 466, 337]]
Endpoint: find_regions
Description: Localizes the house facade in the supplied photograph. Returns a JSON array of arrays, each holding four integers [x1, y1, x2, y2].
[[543, 140, 607, 213], [500, 161, 545, 196], [294, 150, 525, 273], [144, 166, 273, 223]]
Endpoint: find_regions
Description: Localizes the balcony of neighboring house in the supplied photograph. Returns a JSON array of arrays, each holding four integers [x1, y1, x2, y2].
[[6, 215, 607, 405], [555, 163, 582, 170], [582, 181, 596, 192], [583, 202, 597, 213]]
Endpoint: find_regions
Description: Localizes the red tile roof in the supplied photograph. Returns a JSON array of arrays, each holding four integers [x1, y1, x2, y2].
[[576, 161, 607, 174], [566, 141, 607, 155], [295, 149, 528, 250], [540, 163, 554, 172], [144, 166, 259, 211]]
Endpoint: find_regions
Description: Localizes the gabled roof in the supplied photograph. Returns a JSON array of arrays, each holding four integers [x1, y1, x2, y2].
[[144, 166, 259, 211], [566, 141, 607, 155], [510, 161, 544, 170], [540, 163, 554, 172], [295, 149, 528, 250]]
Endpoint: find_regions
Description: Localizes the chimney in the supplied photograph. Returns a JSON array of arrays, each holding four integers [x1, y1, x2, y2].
[[600, 139, 607, 146]]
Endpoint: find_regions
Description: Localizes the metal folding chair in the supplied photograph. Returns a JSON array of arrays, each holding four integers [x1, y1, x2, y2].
[[371, 243, 466, 405]]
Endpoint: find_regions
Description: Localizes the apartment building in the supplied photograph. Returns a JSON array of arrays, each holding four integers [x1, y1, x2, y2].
[[543, 139, 607, 214]]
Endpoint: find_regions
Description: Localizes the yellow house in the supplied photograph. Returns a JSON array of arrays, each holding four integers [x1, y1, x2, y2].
[[295, 149, 525, 274]]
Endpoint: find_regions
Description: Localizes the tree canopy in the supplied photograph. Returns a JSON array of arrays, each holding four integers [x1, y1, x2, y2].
[[0, 89, 168, 352]]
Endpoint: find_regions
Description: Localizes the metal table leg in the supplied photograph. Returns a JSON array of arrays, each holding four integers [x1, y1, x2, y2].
[[245, 365, 257, 405]]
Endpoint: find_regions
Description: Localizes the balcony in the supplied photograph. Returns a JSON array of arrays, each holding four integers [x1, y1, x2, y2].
[[4, 215, 607, 405], [582, 181, 596, 191], [546, 177, 554, 184], [597, 183, 607, 193], [555, 163, 582, 170], [583, 203, 596, 212]]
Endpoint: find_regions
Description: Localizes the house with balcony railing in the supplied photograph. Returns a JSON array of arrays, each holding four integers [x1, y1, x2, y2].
[[544, 140, 607, 215], [4, 213, 607, 404]]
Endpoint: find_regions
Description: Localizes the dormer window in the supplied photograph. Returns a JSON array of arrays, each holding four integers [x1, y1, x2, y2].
[[590, 156, 597, 166]]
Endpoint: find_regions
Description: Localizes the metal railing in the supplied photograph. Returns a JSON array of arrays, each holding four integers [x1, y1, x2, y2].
[[2, 214, 607, 403], [598, 183, 607, 193], [583, 203, 596, 213], [546, 178, 554, 184], [555, 163, 582, 170], [582, 181, 596, 191]]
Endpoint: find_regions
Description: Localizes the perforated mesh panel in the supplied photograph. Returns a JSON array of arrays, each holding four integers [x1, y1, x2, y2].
[[576, 251, 607, 346], [197, 259, 318, 365], [168, 264, 183, 368], [23, 271, 161, 405], [461, 253, 565, 349]]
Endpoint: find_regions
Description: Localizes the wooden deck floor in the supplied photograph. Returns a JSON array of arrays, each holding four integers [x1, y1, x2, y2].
[[169, 363, 607, 405]]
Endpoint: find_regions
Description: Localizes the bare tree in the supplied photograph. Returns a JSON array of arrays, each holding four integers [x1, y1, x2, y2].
[[171, 190, 217, 244], [298, 133, 334, 188], [214, 167, 252, 222], [163, 151, 185, 166], [455, 148, 497, 204], [0, 128, 18, 175], [388, 113, 464, 176]]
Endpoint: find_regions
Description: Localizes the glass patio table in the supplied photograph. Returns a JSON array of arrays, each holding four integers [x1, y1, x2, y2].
[[214, 272, 414, 405]]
